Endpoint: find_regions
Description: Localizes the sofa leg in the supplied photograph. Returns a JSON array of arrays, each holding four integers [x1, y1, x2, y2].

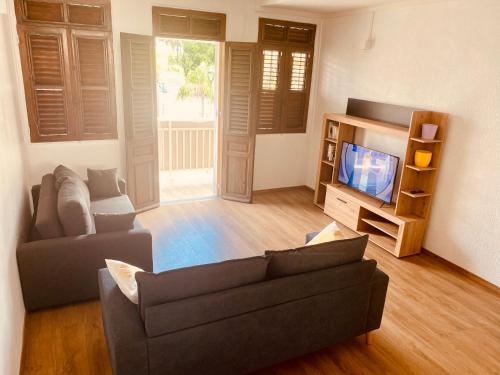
[[365, 331, 373, 345]]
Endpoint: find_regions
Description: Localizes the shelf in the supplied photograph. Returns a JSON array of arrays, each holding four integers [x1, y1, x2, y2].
[[325, 138, 337, 143], [410, 137, 443, 144], [358, 229, 397, 254], [325, 113, 409, 138], [321, 160, 335, 167], [361, 218, 399, 239], [314, 202, 325, 210], [400, 190, 432, 198], [405, 165, 436, 172]]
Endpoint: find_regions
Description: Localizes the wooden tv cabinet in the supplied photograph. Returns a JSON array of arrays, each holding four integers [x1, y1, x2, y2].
[[314, 111, 448, 258], [325, 184, 426, 257]]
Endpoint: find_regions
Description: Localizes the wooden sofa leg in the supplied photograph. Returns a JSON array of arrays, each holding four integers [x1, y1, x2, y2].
[[365, 331, 373, 345]]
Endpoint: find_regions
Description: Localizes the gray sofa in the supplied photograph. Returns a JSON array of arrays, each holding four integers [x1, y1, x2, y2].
[[17, 171, 153, 311], [99, 234, 389, 375]]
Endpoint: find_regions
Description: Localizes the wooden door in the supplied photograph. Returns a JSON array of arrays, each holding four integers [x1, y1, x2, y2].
[[120, 33, 159, 211], [71, 29, 116, 140], [221, 42, 257, 203]]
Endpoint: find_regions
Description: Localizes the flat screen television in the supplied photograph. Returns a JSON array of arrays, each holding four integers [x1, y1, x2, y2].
[[338, 142, 399, 204]]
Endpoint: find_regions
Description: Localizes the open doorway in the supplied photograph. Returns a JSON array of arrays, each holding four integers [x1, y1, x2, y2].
[[155, 37, 219, 203]]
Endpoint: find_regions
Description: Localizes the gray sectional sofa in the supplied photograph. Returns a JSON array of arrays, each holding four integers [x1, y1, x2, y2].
[[99, 234, 389, 375], [17, 167, 153, 311]]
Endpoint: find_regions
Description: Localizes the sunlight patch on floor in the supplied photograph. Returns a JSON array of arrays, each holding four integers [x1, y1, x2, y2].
[[160, 168, 214, 203]]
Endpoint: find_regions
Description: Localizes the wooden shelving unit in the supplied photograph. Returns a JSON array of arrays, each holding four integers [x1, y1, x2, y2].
[[314, 110, 448, 257], [314, 115, 355, 208]]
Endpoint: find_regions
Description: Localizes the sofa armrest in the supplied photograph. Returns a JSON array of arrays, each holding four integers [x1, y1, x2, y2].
[[366, 268, 389, 332], [99, 269, 148, 375], [17, 229, 152, 311]]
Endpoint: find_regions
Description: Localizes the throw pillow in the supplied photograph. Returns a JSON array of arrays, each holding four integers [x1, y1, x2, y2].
[[94, 212, 136, 233], [306, 221, 345, 245], [57, 177, 94, 236], [106, 259, 144, 304], [87, 168, 121, 199], [54, 165, 83, 190], [265, 235, 369, 279]]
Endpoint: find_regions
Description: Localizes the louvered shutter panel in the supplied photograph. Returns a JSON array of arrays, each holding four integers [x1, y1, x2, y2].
[[18, 25, 73, 142], [256, 47, 283, 133], [121, 33, 159, 211], [20, 0, 65, 23], [153, 7, 226, 41], [221, 42, 257, 203], [281, 49, 312, 132], [260, 21, 287, 42], [72, 30, 116, 139]]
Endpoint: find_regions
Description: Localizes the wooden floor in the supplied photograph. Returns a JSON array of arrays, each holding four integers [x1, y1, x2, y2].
[[21, 188, 500, 375]]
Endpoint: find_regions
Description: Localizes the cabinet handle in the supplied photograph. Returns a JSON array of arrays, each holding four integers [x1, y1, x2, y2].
[[336, 198, 347, 204]]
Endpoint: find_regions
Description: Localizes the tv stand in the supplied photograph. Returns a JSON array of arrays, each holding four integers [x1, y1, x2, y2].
[[314, 111, 448, 257]]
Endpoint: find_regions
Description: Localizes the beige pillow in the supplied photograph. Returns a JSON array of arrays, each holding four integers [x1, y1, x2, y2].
[[105, 259, 144, 304], [306, 221, 345, 245]]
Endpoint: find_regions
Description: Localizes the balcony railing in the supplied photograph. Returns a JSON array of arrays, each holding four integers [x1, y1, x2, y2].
[[158, 122, 215, 171]]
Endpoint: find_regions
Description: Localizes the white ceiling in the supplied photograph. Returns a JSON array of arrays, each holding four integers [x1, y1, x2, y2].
[[259, 0, 406, 14]]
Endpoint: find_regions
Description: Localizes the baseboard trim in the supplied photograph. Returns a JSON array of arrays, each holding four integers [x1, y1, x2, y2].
[[421, 249, 499, 291], [253, 185, 313, 195], [19, 313, 27, 374]]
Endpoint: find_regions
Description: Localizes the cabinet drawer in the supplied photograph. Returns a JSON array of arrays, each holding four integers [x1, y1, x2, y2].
[[325, 189, 360, 230]]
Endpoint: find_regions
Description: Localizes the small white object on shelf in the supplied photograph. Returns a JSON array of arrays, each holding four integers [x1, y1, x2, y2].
[[328, 122, 338, 140], [327, 144, 335, 161]]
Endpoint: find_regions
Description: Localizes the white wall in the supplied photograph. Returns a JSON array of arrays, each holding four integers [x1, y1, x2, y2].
[[0, 12, 29, 375], [307, 0, 500, 286], [10, 0, 321, 190]]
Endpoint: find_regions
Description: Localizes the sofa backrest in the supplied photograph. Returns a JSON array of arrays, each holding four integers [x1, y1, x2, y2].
[[265, 235, 369, 278], [143, 259, 377, 338], [136, 256, 270, 320]]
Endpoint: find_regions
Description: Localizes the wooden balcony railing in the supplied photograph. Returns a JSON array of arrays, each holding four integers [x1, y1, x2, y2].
[[158, 123, 215, 171]]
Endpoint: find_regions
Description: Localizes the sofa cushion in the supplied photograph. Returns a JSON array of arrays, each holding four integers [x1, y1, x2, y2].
[[94, 212, 136, 233], [90, 195, 135, 215], [35, 174, 64, 239], [87, 168, 121, 199], [54, 165, 83, 190], [57, 178, 94, 236], [136, 256, 269, 320], [265, 235, 368, 279]]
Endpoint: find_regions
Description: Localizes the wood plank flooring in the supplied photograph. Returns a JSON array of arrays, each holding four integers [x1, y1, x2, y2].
[[20, 188, 500, 375]]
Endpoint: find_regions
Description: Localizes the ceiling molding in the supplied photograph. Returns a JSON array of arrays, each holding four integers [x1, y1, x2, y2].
[[322, 0, 456, 18], [255, 0, 324, 19], [257, 0, 457, 20]]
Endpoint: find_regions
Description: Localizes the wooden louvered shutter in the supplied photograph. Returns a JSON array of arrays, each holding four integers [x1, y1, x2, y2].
[[18, 25, 73, 142], [256, 47, 284, 133], [281, 48, 313, 132], [121, 33, 159, 211], [71, 30, 116, 139], [221, 42, 257, 203], [152, 7, 226, 41]]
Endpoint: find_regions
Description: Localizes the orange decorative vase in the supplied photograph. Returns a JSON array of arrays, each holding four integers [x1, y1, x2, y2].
[[414, 150, 432, 168]]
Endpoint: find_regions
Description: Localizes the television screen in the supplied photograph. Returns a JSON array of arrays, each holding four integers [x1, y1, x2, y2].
[[338, 142, 399, 203]]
